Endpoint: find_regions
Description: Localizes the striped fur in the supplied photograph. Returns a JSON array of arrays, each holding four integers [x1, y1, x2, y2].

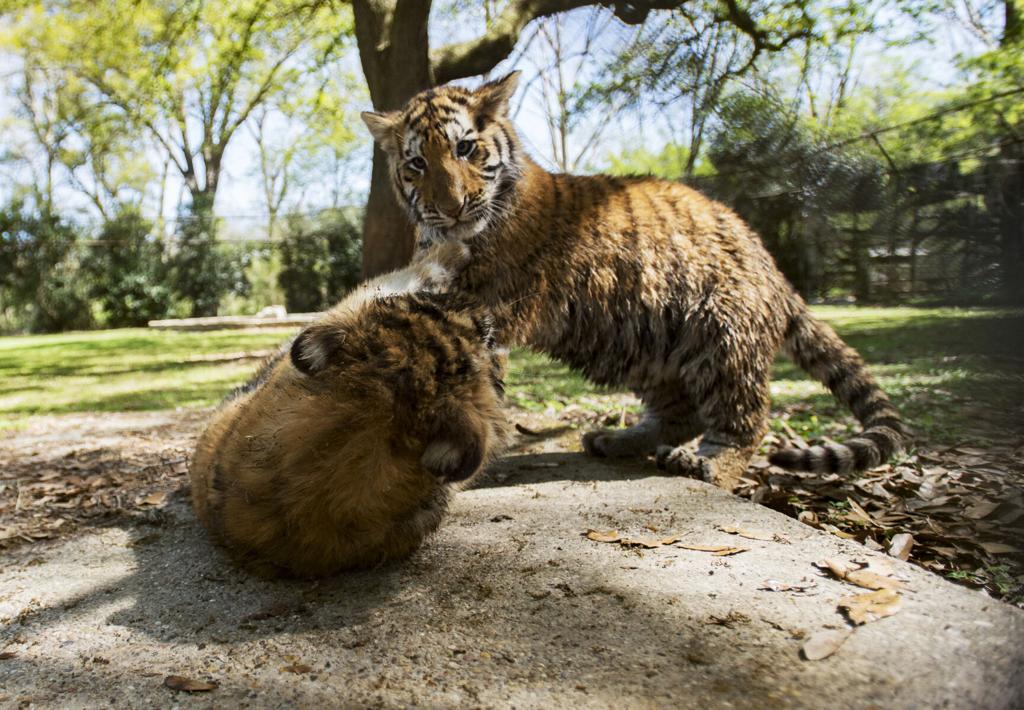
[[363, 72, 904, 492], [190, 251, 509, 578]]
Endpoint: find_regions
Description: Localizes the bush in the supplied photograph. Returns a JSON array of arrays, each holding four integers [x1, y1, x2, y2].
[[169, 194, 250, 317], [278, 208, 362, 312], [0, 199, 92, 333], [82, 207, 174, 327]]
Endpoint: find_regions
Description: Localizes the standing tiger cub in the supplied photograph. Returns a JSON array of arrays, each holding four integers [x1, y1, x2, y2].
[[361, 71, 905, 492], [190, 245, 510, 577]]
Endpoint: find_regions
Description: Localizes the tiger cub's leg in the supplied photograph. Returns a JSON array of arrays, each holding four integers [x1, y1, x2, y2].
[[656, 367, 771, 492], [582, 388, 704, 458]]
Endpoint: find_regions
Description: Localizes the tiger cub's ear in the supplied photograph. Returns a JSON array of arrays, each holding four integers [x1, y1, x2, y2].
[[474, 71, 520, 118], [421, 409, 488, 484], [361, 110, 402, 154], [290, 325, 345, 376]]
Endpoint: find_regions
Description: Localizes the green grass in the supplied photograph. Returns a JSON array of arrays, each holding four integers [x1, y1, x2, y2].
[[2, 307, 1022, 444], [0, 328, 295, 428], [510, 306, 1024, 444]]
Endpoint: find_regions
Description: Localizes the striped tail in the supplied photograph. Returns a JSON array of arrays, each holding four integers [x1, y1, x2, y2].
[[769, 306, 905, 474]]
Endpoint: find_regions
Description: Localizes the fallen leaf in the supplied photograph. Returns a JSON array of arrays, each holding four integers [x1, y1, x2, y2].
[[845, 497, 888, 528], [585, 530, 621, 543], [164, 675, 217, 692], [759, 578, 818, 593], [140, 491, 168, 506], [888, 533, 914, 561], [801, 629, 852, 661], [864, 537, 884, 551], [619, 536, 663, 549], [281, 663, 313, 674], [839, 588, 903, 625], [979, 542, 1019, 555], [817, 558, 908, 591], [718, 525, 774, 541], [0, 651, 15, 660], [964, 500, 1000, 520], [822, 524, 857, 540], [675, 543, 748, 556]]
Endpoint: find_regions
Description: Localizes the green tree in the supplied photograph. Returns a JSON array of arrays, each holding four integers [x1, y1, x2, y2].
[[5, 0, 353, 315], [278, 208, 363, 312], [351, 0, 820, 276], [82, 207, 173, 327], [0, 200, 92, 333]]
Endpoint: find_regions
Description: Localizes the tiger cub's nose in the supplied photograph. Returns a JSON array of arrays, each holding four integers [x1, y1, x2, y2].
[[439, 197, 465, 219]]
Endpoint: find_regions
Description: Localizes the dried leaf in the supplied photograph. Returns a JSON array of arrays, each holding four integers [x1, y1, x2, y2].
[[164, 675, 217, 692], [964, 500, 1000, 520], [676, 543, 748, 556], [0, 651, 15, 660], [718, 525, 774, 541], [620, 536, 663, 549], [888, 533, 914, 561], [759, 578, 818, 593], [140, 491, 168, 506], [801, 629, 852, 661], [979, 542, 1019, 555], [821, 524, 857, 540], [817, 558, 908, 591], [839, 588, 903, 625], [585, 530, 621, 543], [845, 497, 888, 528], [281, 663, 313, 674]]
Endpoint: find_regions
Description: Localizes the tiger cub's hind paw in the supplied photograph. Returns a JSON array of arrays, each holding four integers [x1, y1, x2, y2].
[[655, 445, 712, 480], [582, 425, 658, 458], [655, 445, 744, 492]]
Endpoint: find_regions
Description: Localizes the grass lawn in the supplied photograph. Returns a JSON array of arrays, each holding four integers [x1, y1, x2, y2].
[[2, 306, 1023, 445]]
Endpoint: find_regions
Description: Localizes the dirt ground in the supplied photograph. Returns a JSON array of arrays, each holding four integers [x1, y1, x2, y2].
[[2, 404, 1023, 606], [1, 410, 1023, 708]]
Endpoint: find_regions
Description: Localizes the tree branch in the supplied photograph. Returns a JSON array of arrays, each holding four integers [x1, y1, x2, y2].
[[432, 0, 687, 84], [715, 0, 812, 53]]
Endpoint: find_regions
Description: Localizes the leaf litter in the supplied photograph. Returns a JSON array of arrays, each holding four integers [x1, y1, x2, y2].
[[739, 427, 1024, 607]]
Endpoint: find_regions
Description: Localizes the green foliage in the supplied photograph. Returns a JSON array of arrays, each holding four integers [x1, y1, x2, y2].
[[81, 207, 173, 327], [0, 199, 92, 333], [605, 144, 694, 179], [703, 92, 884, 298], [278, 208, 363, 313], [169, 194, 249, 318]]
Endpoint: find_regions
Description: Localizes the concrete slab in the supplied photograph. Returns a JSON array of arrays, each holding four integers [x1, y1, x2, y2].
[[1, 451, 1022, 708]]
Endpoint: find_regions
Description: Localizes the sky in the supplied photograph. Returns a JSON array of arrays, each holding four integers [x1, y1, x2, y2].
[[0, 3, 988, 240]]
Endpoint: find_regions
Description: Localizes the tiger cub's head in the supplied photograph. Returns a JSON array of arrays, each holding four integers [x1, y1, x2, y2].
[[361, 72, 523, 246], [290, 291, 508, 484]]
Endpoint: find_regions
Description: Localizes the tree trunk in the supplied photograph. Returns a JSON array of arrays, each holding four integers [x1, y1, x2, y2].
[[353, 0, 433, 278]]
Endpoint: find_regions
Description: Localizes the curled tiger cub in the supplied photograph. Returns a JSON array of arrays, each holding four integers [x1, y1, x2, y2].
[[190, 245, 510, 577], [361, 71, 905, 492]]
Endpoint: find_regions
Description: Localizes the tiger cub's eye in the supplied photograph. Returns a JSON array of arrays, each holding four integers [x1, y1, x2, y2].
[[409, 156, 427, 171], [456, 140, 475, 158]]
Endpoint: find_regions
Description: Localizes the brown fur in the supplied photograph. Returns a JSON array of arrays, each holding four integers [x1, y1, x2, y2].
[[190, 252, 509, 577], [362, 72, 905, 492]]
